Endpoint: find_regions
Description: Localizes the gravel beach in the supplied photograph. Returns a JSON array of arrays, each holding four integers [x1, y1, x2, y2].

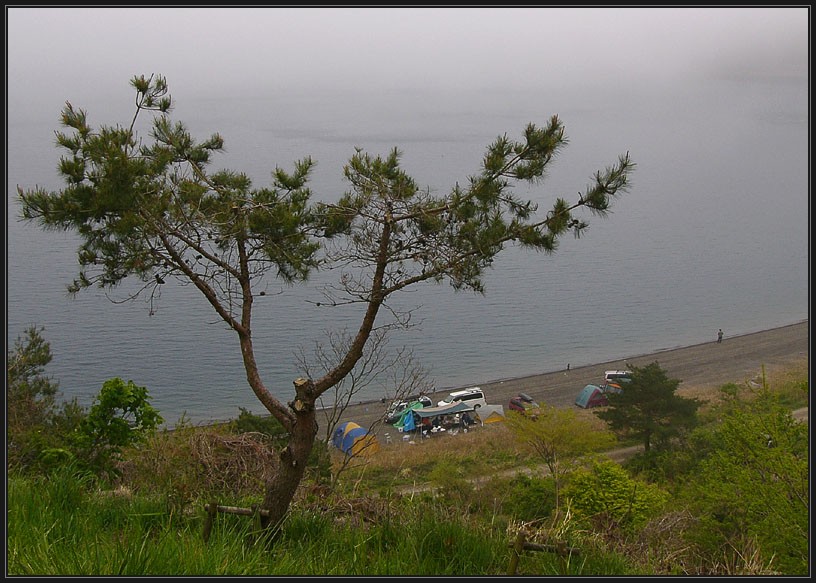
[[333, 320, 809, 439]]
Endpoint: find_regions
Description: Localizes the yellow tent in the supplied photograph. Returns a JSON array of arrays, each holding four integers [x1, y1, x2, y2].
[[332, 421, 380, 456]]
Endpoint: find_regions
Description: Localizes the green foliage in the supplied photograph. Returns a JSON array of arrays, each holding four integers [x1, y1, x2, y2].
[[6, 326, 87, 473], [621, 446, 698, 487], [51, 397, 88, 436], [504, 405, 615, 510], [7, 327, 59, 448], [427, 455, 475, 506], [413, 516, 501, 574], [7, 466, 222, 576], [676, 394, 808, 575], [18, 73, 634, 534], [564, 460, 669, 532], [595, 361, 701, 452], [631, 365, 810, 488], [7, 326, 59, 418], [73, 377, 163, 480], [20, 74, 320, 296], [38, 447, 76, 469], [502, 475, 557, 522], [44, 460, 97, 511], [229, 408, 288, 440], [6, 361, 808, 575], [317, 120, 633, 296], [9, 466, 638, 576]]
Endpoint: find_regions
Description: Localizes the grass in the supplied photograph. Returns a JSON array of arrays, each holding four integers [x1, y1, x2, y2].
[[350, 421, 546, 492], [9, 469, 621, 576], [7, 362, 808, 576]]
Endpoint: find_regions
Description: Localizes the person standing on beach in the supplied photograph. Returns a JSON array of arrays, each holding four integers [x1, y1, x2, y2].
[[717, 329, 724, 343]]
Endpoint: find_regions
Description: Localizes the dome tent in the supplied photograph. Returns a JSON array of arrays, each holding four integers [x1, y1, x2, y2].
[[575, 384, 608, 409], [332, 421, 380, 456]]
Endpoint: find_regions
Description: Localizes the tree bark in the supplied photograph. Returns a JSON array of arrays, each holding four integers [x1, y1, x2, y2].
[[259, 378, 318, 533]]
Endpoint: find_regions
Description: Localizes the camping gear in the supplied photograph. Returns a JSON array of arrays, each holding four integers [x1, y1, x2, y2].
[[332, 421, 380, 456], [575, 384, 608, 409], [412, 401, 474, 419], [509, 393, 540, 415], [384, 395, 432, 423], [392, 400, 426, 430], [478, 404, 505, 423]]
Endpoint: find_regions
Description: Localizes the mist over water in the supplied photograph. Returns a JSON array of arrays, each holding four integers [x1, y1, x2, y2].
[[6, 78, 808, 426]]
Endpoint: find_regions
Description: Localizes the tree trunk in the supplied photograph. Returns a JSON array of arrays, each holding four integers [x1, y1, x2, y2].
[[259, 382, 318, 536]]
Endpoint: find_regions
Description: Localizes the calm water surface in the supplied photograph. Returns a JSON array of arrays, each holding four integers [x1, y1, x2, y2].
[[6, 80, 808, 425]]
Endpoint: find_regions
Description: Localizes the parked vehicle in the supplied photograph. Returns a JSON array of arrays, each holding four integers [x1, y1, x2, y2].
[[603, 382, 625, 395], [603, 370, 632, 385], [384, 395, 432, 424], [601, 370, 631, 394], [508, 393, 540, 416], [437, 387, 487, 409]]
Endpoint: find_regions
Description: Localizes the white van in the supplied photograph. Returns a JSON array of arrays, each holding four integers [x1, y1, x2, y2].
[[437, 387, 487, 409], [604, 370, 632, 385], [603, 371, 632, 394]]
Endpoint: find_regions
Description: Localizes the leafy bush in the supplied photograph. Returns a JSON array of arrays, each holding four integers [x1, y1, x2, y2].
[[7, 326, 64, 471], [564, 460, 669, 532], [622, 447, 698, 486], [73, 377, 163, 481], [229, 407, 287, 439], [677, 394, 808, 575], [6, 326, 59, 426], [427, 455, 474, 505], [501, 475, 557, 521]]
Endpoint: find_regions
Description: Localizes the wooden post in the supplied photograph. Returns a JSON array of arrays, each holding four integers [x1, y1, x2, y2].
[[203, 501, 218, 543], [507, 532, 525, 576], [251, 504, 262, 533], [556, 540, 567, 575], [506, 535, 580, 575], [202, 503, 273, 543]]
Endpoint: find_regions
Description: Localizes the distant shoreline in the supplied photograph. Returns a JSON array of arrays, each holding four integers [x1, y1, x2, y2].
[[182, 320, 808, 432], [338, 319, 809, 435], [474, 318, 810, 388], [351, 319, 809, 407]]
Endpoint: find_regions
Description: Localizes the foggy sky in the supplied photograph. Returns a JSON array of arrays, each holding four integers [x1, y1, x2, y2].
[[5, 6, 809, 118]]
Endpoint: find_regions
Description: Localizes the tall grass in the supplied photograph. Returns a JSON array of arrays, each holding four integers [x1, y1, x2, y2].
[[7, 466, 633, 575], [8, 363, 806, 575]]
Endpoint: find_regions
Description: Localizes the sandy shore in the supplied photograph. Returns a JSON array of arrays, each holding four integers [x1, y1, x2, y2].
[[334, 320, 808, 438]]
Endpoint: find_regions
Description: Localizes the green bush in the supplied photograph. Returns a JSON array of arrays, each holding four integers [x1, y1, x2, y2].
[[6, 326, 72, 472], [564, 460, 669, 532], [73, 377, 163, 481], [623, 447, 698, 486], [229, 407, 287, 439], [501, 474, 556, 521], [677, 395, 808, 575], [427, 455, 472, 504]]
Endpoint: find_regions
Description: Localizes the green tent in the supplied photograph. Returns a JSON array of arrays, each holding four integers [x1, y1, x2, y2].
[[393, 400, 426, 430]]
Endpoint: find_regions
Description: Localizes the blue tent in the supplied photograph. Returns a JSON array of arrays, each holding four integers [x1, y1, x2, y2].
[[392, 400, 426, 430], [575, 384, 608, 409], [332, 421, 380, 456], [399, 401, 474, 433]]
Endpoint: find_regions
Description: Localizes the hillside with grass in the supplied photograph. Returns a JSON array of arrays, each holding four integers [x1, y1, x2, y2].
[[7, 334, 808, 576]]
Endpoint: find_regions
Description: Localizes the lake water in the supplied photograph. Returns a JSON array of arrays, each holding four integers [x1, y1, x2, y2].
[[6, 79, 809, 426]]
